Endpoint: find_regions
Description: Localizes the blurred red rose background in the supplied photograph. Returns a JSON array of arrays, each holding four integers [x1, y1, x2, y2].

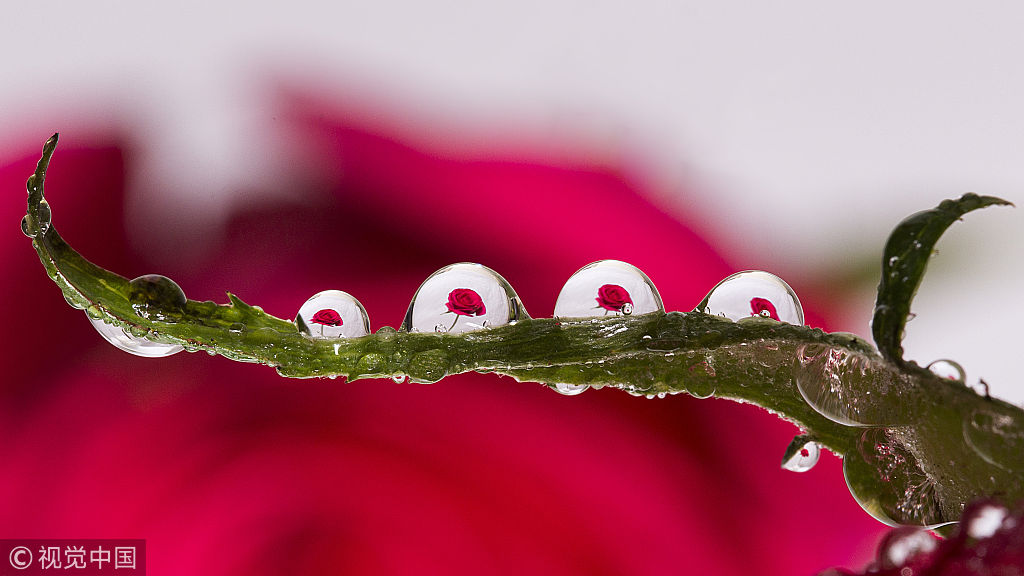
[[0, 89, 891, 575]]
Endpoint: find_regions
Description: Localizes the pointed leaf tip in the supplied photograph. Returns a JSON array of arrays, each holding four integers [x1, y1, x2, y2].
[[872, 194, 1013, 364]]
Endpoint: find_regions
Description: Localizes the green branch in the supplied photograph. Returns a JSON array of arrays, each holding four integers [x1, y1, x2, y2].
[[21, 134, 1022, 529]]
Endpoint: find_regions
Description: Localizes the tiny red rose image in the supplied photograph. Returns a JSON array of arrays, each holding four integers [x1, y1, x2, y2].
[[442, 288, 486, 332], [595, 284, 633, 313], [311, 308, 343, 326], [749, 297, 780, 321], [446, 288, 486, 317]]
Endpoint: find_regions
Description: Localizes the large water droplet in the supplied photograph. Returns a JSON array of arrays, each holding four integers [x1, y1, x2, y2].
[[88, 316, 184, 358], [402, 263, 527, 334], [127, 275, 187, 322], [554, 260, 663, 318], [781, 439, 820, 473], [696, 270, 804, 324], [843, 427, 953, 528], [962, 409, 1024, 471], [876, 527, 938, 569], [550, 382, 589, 396], [795, 344, 922, 427], [926, 359, 965, 384], [296, 290, 371, 339]]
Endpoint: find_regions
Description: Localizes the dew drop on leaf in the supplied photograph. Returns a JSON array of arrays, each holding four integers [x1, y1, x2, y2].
[[402, 263, 527, 334], [20, 215, 34, 238], [962, 409, 1024, 472], [295, 290, 370, 339], [843, 427, 954, 528], [795, 344, 923, 427], [926, 359, 965, 384], [549, 382, 589, 396], [782, 440, 820, 473], [553, 260, 663, 319], [88, 317, 184, 358], [696, 270, 804, 325], [127, 275, 187, 322]]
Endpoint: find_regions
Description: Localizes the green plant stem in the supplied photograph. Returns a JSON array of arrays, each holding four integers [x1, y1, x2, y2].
[[22, 134, 1023, 528]]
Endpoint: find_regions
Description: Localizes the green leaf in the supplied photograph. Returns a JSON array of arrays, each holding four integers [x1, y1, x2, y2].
[[872, 193, 1013, 364]]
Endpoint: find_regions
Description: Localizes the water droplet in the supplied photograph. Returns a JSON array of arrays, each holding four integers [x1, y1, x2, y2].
[[550, 383, 589, 396], [228, 323, 247, 334], [795, 344, 922, 427], [782, 440, 820, 473], [392, 374, 408, 384], [962, 409, 1024, 471], [295, 290, 371, 339], [877, 527, 937, 569], [407, 349, 449, 384], [63, 292, 86, 310], [554, 260, 663, 318], [88, 317, 183, 358], [36, 200, 51, 235], [965, 503, 1008, 539], [85, 305, 104, 320], [20, 215, 34, 238], [926, 359, 965, 384], [402, 263, 527, 334], [127, 275, 187, 322], [843, 427, 952, 527], [696, 270, 804, 324]]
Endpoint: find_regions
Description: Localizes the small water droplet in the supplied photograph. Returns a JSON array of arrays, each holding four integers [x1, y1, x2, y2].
[[696, 270, 804, 324], [554, 260, 664, 318], [407, 349, 449, 384], [295, 290, 370, 339], [402, 263, 527, 334], [85, 305, 104, 319], [392, 374, 408, 384], [63, 292, 86, 310], [88, 316, 183, 358], [965, 503, 1008, 539], [35, 200, 51, 235], [782, 440, 820, 473], [926, 359, 965, 384], [20, 215, 35, 238], [550, 383, 589, 396], [877, 527, 937, 569], [128, 275, 187, 322], [228, 323, 247, 334]]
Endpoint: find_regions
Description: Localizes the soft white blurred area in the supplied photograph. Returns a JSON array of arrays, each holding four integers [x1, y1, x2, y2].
[[2, 1, 1021, 402]]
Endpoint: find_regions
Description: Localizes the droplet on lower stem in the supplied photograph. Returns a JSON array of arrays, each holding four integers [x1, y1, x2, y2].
[[295, 290, 371, 339], [876, 527, 937, 569], [550, 383, 588, 396], [926, 359, 965, 384], [696, 270, 804, 325], [781, 440, 820, 473], [88, 316, 184, 358], [553, 260, 663, 319], [402, 263, 527, 334]]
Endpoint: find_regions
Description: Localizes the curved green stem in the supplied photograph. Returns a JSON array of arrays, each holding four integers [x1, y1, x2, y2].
[[22, 134, 1023, 528]]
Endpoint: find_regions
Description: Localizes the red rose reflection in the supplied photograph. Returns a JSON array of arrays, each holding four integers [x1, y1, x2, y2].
[[595, 284, 633, 314], [445, 288, 486, 317], [750, 297, 780, 321], [311, 309, 343, 327]]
